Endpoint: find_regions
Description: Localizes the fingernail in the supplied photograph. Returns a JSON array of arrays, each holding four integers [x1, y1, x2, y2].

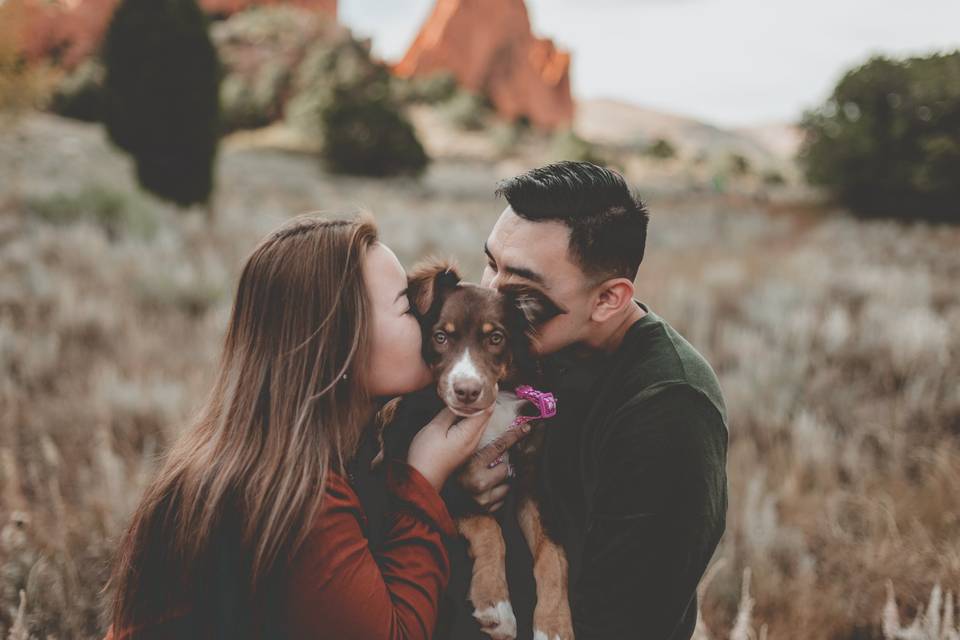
[[522, 424, 531, 433]]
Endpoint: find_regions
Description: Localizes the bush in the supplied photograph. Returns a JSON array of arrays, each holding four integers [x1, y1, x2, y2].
[[393, 71, 458, 106], [219, 61, 289, 131], [320, 70, 428, 177], [26, 184, 161, 241], [284, 34, 373, 138], [440, 90, 492, 131], [212, 7, 332, 133], [285, 33, 428, 177], [762, 169, 786, 186], [491, 120, 528, 157], [49, 58, 105, 122], [102, 0, 221, 207], [547, 129, 606, 165], [645, 137, 677, 160], [799, 51, 960, 222], [729, 153, 751, 176]]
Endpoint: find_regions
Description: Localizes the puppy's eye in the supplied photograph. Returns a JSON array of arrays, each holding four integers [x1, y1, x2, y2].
[[488, 332, 504, 345], [433, 331, 447, 344]]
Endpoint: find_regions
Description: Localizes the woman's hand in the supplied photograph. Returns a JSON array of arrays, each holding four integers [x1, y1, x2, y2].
[[407, 407, 495, 491]]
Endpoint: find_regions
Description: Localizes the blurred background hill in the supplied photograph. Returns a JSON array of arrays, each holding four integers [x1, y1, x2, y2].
[[0, 0, 958, 638]]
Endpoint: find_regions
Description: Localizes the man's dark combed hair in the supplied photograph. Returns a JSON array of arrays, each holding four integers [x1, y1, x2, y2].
[[495, 161, 650, 282]]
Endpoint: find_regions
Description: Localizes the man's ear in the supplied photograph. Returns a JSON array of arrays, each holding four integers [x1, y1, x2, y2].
[[407, 257, 461, 319], [591, 278, 635, 322], [502, 284, 564, 332]]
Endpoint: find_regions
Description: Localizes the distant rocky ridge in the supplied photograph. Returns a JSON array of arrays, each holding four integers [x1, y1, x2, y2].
[[394, 0, 574, 130], [575, 98, 801, 167]]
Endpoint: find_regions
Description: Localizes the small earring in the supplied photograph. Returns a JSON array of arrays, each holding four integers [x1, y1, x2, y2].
[[341, 373, 348, 380]]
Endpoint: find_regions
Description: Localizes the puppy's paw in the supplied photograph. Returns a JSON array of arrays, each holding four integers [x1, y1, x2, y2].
[[533, 603, 574, 640], [473, 600, 517, 640]]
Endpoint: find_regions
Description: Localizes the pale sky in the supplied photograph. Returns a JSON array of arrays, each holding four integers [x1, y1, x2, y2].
[[340, 0, 960, 128]]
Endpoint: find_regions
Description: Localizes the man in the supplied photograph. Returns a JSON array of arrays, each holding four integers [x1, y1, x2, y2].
[[433, 161, 729, 640]]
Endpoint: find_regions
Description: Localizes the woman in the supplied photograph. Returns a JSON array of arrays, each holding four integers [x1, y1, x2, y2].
[[103, 214, 493, 639]]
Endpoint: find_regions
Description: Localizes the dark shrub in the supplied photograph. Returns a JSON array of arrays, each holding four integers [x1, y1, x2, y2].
[[103, 0, 221, 206], [799, 51, 960, 222], [50, 59, 105, 122], [729, 153, 751, 176], [320, 68, 428, 177], [645, 137, 677, 160], [286, 33, 428, 177], [762, 169, 786, 186]]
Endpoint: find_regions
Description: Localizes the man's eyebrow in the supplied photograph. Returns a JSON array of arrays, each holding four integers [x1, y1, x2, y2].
[[484, 242, 547, 287], [395, 287, 408, 303]]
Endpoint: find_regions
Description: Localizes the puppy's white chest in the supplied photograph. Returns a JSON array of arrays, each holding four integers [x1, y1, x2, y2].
[[476, 391, 528, 458]]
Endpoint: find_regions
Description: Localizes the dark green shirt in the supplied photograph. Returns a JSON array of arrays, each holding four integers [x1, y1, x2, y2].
[[436, 300, 729, 640]]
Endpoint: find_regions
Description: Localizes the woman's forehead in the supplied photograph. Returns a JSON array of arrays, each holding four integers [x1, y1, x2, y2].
[[365, 243, 406, 296]]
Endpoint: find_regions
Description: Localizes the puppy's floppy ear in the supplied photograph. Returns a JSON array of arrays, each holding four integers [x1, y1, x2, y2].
[[502, 284, 564, 332], [407, 257, 461, 319]]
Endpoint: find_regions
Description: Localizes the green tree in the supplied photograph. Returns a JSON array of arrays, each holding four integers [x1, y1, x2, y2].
[[103, 0, 221, 207], [799, 51, 960, 222]]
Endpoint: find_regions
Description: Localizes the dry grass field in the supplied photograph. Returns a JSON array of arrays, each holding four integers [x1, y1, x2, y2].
[[1, 113, 958, 639]]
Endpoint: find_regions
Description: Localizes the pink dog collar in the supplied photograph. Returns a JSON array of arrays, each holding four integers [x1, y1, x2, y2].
[[511, 384, 558, 427], [487, 385, 558, 469]]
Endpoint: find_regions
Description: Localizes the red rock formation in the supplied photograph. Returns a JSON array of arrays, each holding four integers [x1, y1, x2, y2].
[[12, 0, 336, 69], [10, 0, 119, 68], [201, 0, 335, 19], [394, 0, 574, 130]]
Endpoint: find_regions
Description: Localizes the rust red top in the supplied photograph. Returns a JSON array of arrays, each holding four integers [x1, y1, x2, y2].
[[104, 460, 456, 640]]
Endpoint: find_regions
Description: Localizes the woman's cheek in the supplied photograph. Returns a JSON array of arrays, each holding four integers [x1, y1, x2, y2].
[[406, 319, 433, 386]]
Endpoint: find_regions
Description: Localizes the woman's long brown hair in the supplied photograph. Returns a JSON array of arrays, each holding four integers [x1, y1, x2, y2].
[[105, 214, 379, 636]]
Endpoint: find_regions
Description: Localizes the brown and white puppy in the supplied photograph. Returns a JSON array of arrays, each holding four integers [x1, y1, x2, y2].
[[403, 258, 575, 640]]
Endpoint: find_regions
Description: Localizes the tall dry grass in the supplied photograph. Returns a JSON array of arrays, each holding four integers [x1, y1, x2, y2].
[[642, 203, 960, 639], [0, 113, 957, 638]]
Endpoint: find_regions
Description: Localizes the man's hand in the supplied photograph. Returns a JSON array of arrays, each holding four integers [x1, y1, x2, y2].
[[455, 423, 532, 512]]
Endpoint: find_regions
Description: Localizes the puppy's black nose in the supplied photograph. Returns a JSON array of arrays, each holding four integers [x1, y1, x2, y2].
[[454, 382, 481, 404]]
